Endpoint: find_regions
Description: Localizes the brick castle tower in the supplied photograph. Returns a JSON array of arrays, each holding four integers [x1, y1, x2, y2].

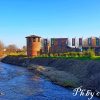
[[26, 35, 41, 57]]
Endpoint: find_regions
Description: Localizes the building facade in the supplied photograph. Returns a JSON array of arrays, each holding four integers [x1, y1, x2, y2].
[[26, 35, 100, 56], [50, 38, 69, 53]]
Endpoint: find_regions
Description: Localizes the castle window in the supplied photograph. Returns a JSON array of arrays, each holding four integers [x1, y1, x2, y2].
[[38, 38, 40, 42], [33, 38, 36, 42]]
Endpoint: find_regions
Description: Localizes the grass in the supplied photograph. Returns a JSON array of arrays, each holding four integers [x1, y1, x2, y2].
[[91, 56, 100, 60], [35, 56, 100, 60], [7, 52, 100, 60]]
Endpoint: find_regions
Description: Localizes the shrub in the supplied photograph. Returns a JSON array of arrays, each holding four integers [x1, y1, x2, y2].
[[88, 49, 95, 58]]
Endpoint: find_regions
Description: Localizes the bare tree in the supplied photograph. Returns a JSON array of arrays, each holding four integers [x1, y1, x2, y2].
[[22, 46, 27, 52], [6, 44, 18, 54], [0, 41, 4, 51], [0, 40, 4, 56]]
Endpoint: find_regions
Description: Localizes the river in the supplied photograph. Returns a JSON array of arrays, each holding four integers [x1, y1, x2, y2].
[[0, 62, 99, 100]]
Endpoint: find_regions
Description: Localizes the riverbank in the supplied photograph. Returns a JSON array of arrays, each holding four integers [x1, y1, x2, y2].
[[1, 56, 100, 92]]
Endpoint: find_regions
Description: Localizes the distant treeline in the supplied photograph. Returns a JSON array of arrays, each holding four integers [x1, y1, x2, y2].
[[0, 40, 26, 57]]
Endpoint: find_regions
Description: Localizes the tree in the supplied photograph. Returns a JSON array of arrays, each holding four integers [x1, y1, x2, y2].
[[0, 41, 4, 56], [6, 44, 18, 54], [22, 46, 27, 52], [0, 41, 4, 51]]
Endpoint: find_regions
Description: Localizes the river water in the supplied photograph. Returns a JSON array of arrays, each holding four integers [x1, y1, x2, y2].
[[0, 62, 99, 100]]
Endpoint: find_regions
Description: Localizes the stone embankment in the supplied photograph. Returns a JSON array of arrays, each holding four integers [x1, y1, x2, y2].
[[1, 56, 100, 92]]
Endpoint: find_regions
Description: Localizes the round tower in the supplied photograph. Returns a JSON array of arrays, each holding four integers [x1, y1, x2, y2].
[[26, 35, 41, 57]]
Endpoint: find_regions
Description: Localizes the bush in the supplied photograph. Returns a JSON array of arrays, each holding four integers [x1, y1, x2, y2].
[[88, 49, 95, 58], [38, 49, 96, 59]]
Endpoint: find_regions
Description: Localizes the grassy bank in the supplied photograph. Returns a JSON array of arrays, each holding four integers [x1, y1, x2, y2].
[[1, 55, 100, 92], [35, 56, 100, 60]]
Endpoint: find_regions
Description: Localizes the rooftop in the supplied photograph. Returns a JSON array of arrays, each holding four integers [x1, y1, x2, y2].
[[26, 35, 41, 38]]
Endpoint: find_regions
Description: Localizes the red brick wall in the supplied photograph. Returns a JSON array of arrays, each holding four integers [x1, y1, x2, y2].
[[27, 37, 41, 56]]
